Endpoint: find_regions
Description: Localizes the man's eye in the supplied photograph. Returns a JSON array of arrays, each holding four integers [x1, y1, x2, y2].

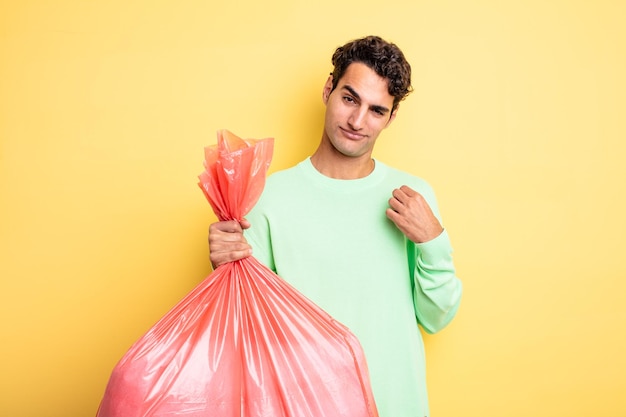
[[343, 96, 355, 103]]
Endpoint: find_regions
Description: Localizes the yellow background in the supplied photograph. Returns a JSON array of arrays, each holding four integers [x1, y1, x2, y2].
[[1, 1, 625, 416]]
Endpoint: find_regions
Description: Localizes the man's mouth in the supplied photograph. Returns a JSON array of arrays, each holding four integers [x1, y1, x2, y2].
[[340, 127, 366, 140]]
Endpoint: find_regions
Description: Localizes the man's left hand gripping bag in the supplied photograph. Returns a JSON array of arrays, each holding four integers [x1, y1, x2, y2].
[[96, 130, 379, 417]]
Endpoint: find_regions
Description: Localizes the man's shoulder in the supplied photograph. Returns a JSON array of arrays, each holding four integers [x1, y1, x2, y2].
[[255, 160, 308, 206], [378, 160, 433, 192], [251, 160, 309, 214], [265, 159, 308, 186]]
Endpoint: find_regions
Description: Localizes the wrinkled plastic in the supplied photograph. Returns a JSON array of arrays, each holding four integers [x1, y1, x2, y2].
[[96, 130, 379, 417]]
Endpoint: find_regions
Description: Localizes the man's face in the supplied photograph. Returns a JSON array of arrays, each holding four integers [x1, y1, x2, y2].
[[322, 62, 397, 160]]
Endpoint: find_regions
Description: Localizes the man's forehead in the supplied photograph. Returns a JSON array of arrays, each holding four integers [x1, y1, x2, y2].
[[337, 64, 394, 107]]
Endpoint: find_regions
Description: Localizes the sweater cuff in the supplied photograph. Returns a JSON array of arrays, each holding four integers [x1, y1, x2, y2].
[[415, 229, 453, 264]]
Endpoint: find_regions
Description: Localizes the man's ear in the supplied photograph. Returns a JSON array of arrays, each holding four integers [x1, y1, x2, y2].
[[322, 75, 333, 104], [385, 106, 399, 128]]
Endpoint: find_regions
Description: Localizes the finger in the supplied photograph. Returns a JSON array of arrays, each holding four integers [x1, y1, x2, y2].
[[390, 186, 413, 210], [386, 207, 400, 222], [209, 228, 248, 245], [396, 187, 428, 211], [399, 185, 417, 196], [388, 196, 403, 213], [211, 242, 252, 255], [210, 220, 242, 234], [210, 247, 252, 269], [391, 187, 410, 205], [223, 219, 244, 232]]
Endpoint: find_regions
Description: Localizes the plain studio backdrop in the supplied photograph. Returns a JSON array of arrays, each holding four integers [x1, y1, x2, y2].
[[1, 1, 624, 416]]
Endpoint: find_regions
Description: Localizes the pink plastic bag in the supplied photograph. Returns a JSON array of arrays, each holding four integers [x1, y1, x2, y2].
[[96, 130, 379, 417]]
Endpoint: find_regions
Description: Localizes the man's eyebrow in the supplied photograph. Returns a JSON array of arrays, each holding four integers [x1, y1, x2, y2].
[[342, 85, 361, 101], [342, 84, 391, 114], [371, 104, 391, 115]]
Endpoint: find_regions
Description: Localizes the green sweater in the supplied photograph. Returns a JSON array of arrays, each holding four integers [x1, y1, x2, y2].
[[245, 158, 462, 417]]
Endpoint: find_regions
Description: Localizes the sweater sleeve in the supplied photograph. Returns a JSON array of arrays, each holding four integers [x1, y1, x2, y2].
[[409, 229, 463, 334], [244, 203, 277, 273]]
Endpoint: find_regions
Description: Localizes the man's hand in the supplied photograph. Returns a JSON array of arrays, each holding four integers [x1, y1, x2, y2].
[[386, 185, 444, 243], [208, 219, 252, 269]]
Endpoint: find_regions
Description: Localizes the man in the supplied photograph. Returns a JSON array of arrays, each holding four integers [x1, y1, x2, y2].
[[209, 35, 462, 417]]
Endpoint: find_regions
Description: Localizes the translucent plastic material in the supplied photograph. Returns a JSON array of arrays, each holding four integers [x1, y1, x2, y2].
[[96, 130, 379, 417]]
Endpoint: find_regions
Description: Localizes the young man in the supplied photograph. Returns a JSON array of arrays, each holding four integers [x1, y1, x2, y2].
[[209, 35, 462, 417]]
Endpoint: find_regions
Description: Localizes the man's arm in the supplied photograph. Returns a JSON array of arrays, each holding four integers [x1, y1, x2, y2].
[[387, 184, 462, 333], [410, 231, 462, 333]]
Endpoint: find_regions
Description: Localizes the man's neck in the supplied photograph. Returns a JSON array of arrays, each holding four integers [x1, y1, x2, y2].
[[310, 148, 375, 180]]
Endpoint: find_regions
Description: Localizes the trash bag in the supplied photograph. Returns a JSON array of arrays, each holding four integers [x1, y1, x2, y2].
[[96, 130, 379, 417]]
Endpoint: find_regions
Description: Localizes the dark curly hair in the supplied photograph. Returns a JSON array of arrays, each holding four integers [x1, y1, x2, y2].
[[330, 35, 413, 112]]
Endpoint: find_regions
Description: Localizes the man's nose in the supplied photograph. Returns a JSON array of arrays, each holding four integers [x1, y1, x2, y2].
[[348, 107, 367, 130]]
